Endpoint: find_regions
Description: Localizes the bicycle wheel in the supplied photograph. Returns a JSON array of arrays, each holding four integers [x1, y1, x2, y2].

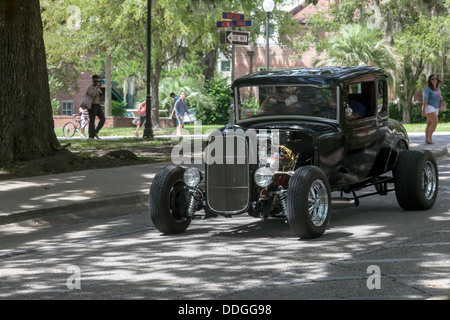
[[62, 122, 77, 138]]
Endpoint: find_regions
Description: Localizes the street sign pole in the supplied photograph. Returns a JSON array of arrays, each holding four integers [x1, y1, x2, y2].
[[265, 11, 270, 71], [231, 23, 235, 82]]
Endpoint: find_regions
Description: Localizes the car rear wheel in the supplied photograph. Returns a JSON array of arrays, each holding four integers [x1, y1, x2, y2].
[[149, 165, 191, 234], [287, 166, 331, 239], [394, 150, 438, 210]]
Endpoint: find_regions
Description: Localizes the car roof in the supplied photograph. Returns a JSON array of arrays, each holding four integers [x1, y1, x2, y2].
[[232, 66, 388, 88]]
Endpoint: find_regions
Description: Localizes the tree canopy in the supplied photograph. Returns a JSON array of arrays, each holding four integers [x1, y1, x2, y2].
[[41, 0, 304, 123], [299, 0, 449, 122]]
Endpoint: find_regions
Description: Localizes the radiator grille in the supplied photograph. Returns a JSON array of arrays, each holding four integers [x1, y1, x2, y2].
[[206, 135, 250, 213]]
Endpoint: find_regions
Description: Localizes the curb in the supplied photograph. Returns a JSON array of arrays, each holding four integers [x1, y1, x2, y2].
[[0, 192, 149, 225], [410, 146, 449, 160]]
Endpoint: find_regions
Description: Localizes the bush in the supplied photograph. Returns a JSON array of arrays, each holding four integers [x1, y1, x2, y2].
[[111, 101, 127, 117], [195, 78, 232, 125], [51, 99, 61, 115], [388, 102, 402, 121]]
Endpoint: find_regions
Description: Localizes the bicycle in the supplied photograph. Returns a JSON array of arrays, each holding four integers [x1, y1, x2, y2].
[[62, 114, 90, 138]]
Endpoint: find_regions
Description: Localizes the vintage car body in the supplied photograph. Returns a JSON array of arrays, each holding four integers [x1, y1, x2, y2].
[[150, 67, 439, 239]]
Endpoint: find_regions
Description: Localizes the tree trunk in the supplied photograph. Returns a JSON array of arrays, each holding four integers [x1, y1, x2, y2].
[[202, 48, 217, 82], [0, 0, 60, 164], [105, 53, 112, 116], [151, 62, 161, 128], [400, 58, 424, 123]]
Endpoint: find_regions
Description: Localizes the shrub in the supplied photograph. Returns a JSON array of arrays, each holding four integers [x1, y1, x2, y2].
[[51, 99, 61, 115], [111, 101, 127, 117], [196, 78, 232, 125]]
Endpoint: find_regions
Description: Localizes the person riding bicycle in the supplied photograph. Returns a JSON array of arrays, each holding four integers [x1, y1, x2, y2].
[[79, 106, 89, 137]]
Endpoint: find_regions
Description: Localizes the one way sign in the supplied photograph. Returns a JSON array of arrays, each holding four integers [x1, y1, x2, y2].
[[224, 31, 249, 46]]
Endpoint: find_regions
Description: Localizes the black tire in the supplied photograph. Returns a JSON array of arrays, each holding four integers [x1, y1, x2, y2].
[[394, 150, 438, 210], [287, 166, 331, 239], [149, 165, 191, 234], [62, 122, 77, 138]]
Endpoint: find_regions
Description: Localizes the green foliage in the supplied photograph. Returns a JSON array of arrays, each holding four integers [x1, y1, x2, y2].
[[241, 97, 260, 115], [157, 77, 214, 112], [111, 101, 127, 117], [196, 78, 232, 125], [298, 0, 450, 123], [51, 99, 61, 115], [389, 103, 427, 124], [324, 24, 396, 74], [41, 0, 305, 117], [441, 85, 450, 104]]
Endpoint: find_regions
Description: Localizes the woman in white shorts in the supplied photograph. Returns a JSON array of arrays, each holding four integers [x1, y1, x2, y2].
[[422, 75, 444, 144]]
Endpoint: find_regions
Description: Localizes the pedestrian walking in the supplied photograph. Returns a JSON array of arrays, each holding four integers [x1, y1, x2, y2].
[[134, 101, 147, 137], [174, 91, 190, 136], [79, 106, 89, 137], [422, 74, 445, 144], [86, 74, 105, 140], [170, 92, 177, 127]]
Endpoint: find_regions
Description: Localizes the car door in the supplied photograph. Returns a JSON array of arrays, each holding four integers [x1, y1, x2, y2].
[[342, 79, 380, 183]]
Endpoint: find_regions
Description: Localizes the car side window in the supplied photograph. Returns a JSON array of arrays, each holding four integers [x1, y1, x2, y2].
[[345, 81, 376, 121], [377, 80, 388, 118]]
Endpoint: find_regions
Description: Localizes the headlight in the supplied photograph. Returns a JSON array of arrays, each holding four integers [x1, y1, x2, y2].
[[254, 167, 274, 187], [184, 168, 202, 187]]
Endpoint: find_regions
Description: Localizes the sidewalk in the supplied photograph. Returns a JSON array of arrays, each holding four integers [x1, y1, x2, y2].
[[0, 162, 170, 225], [1, 133, 449, 225], [407, 132, 450, 158]]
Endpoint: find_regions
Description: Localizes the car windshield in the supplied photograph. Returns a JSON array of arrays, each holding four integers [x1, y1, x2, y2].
[[237, 85, 337, 121]]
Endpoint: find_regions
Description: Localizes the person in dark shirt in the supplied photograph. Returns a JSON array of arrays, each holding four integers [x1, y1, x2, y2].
[[174, 91, 190, 136], [347, 99, 367, 120]]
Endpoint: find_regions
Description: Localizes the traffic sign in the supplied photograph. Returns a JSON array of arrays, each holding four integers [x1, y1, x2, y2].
[[216, 20, 252, 28], [222, 12, 245, 20], [225, 31, 249, 46]]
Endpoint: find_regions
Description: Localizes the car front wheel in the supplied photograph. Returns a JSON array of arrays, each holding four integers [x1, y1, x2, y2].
[[287, 166, 331, 239], [149, 165, 191, 234]]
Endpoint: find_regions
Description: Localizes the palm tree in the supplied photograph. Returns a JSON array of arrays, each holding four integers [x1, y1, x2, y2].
[[324, 24, 396, 74]]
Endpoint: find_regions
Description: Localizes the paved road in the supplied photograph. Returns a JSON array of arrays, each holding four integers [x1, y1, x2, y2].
[[0, 158, 449, 300]]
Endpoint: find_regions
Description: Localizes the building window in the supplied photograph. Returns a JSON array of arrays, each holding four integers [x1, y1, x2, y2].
[[61, 101, 74, 115], [221, 61, 231, 72]]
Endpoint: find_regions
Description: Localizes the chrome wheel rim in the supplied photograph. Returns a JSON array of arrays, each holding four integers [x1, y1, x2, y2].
[[423, 161, 437, 200], [169, 179, 188, 223], [308, 179, 329, 227]]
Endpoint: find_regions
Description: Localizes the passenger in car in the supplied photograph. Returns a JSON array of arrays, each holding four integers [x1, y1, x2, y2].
[[347, 99, 367, 120]]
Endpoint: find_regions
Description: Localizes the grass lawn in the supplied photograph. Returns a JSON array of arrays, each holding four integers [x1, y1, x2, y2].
[[54, 122, 450, 138], [55, 124, 221, 137], [402, 123, 450, 133]]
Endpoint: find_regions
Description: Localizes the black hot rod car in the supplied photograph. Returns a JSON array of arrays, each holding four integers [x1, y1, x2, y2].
[[149, 66, 438, 239]]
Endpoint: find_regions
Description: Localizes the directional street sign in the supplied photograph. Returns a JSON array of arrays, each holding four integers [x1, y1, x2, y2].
[[222, 12, 245, 20], [216, 20, 252, 28], [216, 20, 236, 28], [225, 31, 249, 46], [235, 20, 252, 28]]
